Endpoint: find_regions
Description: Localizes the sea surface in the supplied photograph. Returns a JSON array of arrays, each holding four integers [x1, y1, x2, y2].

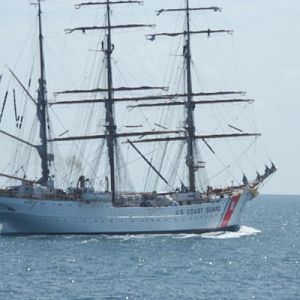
[[0, 195, 299, 300]]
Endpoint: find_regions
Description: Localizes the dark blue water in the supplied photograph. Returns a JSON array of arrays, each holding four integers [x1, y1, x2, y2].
[[0, 195, 299, 300]]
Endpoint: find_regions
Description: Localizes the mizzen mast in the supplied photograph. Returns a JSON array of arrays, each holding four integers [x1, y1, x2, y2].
[[0, 0, 52, 186]]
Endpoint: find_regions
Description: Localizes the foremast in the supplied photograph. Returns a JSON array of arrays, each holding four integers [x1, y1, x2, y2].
[[104, 1, 116, 202], [125, 1, 264, 192], [148, 1, 232, 192]]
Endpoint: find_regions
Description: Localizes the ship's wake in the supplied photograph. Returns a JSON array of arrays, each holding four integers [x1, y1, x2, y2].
[[200, 226, 261, 239], [94, 226, 261, 241]]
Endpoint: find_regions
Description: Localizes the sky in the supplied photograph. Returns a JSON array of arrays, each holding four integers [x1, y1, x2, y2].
[[0, 0, 300, 195]]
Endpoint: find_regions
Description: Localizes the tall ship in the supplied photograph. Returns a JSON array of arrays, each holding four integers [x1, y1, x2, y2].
[[0, 0, 276, 235]]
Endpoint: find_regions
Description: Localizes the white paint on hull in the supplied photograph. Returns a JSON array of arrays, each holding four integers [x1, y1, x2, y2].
[[0, 190, 252, 234]]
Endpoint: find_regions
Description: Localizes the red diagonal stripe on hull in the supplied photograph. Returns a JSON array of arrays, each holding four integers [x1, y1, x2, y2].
[[220, 194, 241, 227]]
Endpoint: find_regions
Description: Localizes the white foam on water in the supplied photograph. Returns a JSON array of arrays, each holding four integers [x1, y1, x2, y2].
[[103, 234, 172, 241], [96, 227, 261, 241], [201, 226, 261, 239], [172, 234, 200, 239], [100, 233, 202, 241], [79, 238, 98, 244]]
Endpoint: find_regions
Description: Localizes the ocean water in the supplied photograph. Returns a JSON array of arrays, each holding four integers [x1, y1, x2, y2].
[[0, 195, 299, 300]]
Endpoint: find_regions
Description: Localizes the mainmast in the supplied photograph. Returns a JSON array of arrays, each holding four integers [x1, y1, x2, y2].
[[185, 0, 196, 191], [58, 0, 167, 203], [37, 0, 50, 186]]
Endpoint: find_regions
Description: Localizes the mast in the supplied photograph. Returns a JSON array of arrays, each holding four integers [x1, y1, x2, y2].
[[104, 0, 117, 202], [50, 1, 260, 194], [185, 0, 196, 192], [142, 2, 248, 191], [63, 0, 157, 203], [37, 0, 50, 186]]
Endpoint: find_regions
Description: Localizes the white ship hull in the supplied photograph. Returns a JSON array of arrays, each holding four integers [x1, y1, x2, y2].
[[0, 189, 252, 235]]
